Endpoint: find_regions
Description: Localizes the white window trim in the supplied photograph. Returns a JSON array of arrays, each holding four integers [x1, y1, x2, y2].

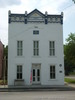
[[17, 40, 23, 56], [50, 65, 56, 79], [33, 40, 39, 56], [16, 64, 23, 80], [49, 41, 55, 56], [48, 64, 57, 80]]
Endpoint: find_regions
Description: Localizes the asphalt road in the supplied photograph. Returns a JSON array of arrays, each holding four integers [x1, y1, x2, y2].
[[0, 91, 75, 100]]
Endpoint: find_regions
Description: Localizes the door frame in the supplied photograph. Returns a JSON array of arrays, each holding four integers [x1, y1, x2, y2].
[[32, 64, 41, 84]]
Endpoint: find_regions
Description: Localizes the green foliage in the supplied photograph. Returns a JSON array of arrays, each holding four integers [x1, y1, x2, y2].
[[65, 78, 75, 84], [4, 46, 8, 57], [72, 0, 75, 4], [3, 46, 8, 80], [70, 72, 75, 75], [64, 33, 75, 75], [66, 33, 75, 43], [0, 80, 7, 85]]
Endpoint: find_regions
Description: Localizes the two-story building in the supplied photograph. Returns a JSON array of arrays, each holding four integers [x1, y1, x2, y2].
[[8, 9, 64, 87]]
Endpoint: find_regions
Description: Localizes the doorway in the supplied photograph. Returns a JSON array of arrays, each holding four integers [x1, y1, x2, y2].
[[32, 64, 41, 84]]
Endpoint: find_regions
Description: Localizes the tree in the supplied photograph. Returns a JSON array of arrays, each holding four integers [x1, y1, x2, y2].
[[3, 46, 8, 80], [4, 46, 8, 57], [72, 0, 75, 4], [64, 33, 75, 75]]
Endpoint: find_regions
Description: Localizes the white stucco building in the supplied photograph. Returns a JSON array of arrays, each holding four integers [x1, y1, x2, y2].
[[8, 9, 64, 87]]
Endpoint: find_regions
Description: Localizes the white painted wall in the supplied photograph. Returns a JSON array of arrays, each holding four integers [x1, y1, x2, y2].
[[8, 21, 64, 86]]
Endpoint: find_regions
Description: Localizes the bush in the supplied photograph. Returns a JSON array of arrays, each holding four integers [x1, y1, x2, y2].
[[0, 80, 7, 85], [70, 72, 75, 75]]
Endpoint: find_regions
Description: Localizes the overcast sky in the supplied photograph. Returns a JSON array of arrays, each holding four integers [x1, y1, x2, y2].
[[0, 0, 75, 45]]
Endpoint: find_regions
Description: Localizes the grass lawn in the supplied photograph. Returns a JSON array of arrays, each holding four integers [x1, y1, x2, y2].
[[65, 78, 75, 84]]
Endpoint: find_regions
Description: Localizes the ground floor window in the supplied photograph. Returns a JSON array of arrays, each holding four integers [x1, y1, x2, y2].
[[50, 65, 56, 79], [17, 65, 22, 79]]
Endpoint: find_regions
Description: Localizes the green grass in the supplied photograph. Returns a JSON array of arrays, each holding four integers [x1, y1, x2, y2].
[[0, 80, 7, 85], [65, 78, 75, 84]]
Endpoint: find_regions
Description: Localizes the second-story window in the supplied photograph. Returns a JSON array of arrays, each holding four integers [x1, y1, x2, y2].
[[17, 41, 23, 56], [33, 41, 39, 56], [49, 41, 55, 56]]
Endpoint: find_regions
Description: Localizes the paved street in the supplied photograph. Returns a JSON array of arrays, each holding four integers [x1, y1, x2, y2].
[[0, 91, 75, 100]]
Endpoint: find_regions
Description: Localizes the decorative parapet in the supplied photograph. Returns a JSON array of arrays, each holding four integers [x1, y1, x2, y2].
[[61, 12, 63, 24], [45, 11, 48, 24], [24, 11, 27, 24], [8, 10, 11, 24], [8, 9, 63, 25]]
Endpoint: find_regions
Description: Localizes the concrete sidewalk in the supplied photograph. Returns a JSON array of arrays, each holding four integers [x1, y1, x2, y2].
[[0, 84, 75, 92], [65, 75, 75, 79]]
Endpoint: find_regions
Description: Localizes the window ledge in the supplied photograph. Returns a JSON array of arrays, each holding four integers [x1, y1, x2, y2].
[[32, 56, 41, 58], [15, 79, 24, 81], [14, 79, 25, 86], [49, 79, 58, 81], [48, 56, 57, 58], [15, 56, 25, 58]]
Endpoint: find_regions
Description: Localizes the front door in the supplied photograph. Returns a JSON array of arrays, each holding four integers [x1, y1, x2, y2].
[[32, 64, 41, 84]]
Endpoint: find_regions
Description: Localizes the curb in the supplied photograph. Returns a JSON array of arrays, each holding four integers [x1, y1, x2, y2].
[[0, 86, 75, 92]]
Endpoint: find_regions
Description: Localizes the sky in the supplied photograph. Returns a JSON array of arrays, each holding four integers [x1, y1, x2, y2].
[[0, 0, 75, 46]]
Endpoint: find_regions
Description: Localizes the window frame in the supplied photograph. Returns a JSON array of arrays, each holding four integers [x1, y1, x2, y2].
[[33, 41, 39, 56], [33, 30, 39, 35], [50, 65, 56, 79], [17, 65, 23, 80], [49, 41, 55, 56], [17, 41, 23, 56]]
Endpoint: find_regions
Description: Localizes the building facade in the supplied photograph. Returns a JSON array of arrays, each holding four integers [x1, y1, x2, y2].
[[0, 41, 3, 79], [8, 9, 64, 86]]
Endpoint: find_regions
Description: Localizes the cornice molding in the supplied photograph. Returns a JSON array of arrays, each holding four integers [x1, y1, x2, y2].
[[8, 9, 63, 24]]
